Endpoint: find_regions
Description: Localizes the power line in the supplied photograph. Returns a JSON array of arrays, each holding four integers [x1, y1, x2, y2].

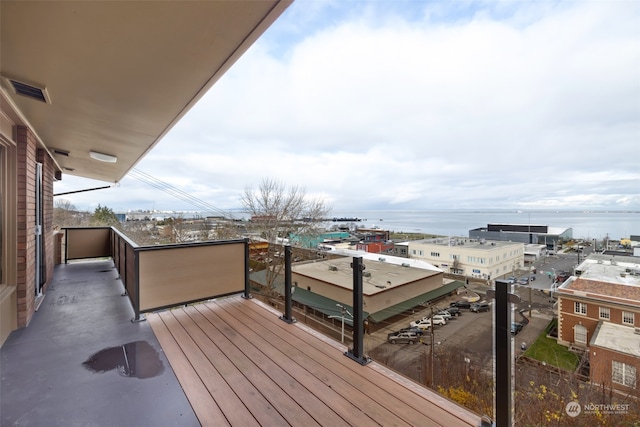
[[128, 168, 235, 219]]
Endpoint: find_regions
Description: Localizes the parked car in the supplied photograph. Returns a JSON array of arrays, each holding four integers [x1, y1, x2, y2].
[[445, 307, 461, 316], [470, 302, 490, 312], [517, 278, 529, 285], [387, 331, 421, 344], [507, 276, 517, 284], [429, 315, 447, 325], [450, 300, 471, 309], [398, 326, 424, 336], [511, 322, 524, 335], [410, 319, 432, 330], [436, 310, 452, 320]]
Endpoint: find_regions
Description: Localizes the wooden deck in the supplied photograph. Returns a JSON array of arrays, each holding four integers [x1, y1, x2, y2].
[[147, 295, 482, 427]]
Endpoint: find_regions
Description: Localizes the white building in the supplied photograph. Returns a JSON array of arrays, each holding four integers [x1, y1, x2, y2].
[[407, 237, 525, 280]]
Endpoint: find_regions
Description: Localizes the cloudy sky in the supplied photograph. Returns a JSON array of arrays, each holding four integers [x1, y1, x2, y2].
[[54, 0, 640, 214]]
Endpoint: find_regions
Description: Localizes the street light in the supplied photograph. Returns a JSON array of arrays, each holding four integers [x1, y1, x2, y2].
[[329, 304, 352, 344]]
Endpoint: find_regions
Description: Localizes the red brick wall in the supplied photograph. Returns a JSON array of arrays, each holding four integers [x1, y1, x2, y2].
[[15, 128, 57, 327], [590, 346, 640, 392], [557, 297, 600, 345], [16, 126, 36, 327], [558, 296, 640, 346]]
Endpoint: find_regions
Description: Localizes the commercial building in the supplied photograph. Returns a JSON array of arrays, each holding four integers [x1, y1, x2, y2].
[[556, 254, 640, 392], [406, 237, 525, 280], [289, 252, 463, 325], [469, 223, 572, 249]]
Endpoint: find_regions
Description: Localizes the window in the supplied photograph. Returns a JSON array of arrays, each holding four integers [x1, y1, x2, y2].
[[574, 324, 587, 344], [574, 302, 587, 315], [430, 252, 440, 257], [599, 307, 610, 320], [612, 361, 636, 388], [623, 311, 635, 325]]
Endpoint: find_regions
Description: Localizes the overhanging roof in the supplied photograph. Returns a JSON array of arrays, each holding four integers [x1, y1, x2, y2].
[[291, 287, 367, 327], [1, 1, 292, 182], [368, 281, 464, 323]]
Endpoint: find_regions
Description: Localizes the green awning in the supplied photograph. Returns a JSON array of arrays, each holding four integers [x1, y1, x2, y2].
[[367, 281, 464, 324], [292, 287, 368, 327]]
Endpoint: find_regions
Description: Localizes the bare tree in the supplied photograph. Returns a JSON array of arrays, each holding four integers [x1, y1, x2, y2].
[[241, 178, 331, 291], [53, 199, 86, 228]]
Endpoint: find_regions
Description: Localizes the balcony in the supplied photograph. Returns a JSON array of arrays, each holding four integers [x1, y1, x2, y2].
[[1, 227, 483, 426]]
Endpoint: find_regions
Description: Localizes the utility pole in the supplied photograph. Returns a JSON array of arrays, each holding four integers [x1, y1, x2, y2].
[[430, 305, 435, 386]]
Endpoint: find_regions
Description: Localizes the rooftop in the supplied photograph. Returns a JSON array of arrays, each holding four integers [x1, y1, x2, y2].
[[293, 257, 441, 296], [591, 322, 640, 357], [410, 237, 522, 250], [558, 256, 640, 306], [558, 278, 640, 308]]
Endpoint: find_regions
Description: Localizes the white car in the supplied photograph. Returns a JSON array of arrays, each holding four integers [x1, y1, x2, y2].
[[430, 315, 447, 325], [410, 315, 447, 329], [410, 319, 432, 330]]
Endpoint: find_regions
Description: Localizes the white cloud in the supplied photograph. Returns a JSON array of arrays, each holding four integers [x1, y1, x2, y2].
[[55, 0, 640, 213]]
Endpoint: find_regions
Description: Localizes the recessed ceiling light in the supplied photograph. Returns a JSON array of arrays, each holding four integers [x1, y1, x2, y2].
[[89, 151, 117, 163]]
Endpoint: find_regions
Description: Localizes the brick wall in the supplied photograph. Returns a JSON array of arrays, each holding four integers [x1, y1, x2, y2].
[[590, 346, 640, 392], [16, 126, 36, 327], [15, 127, 57, 327], [557, 297, 600, 346], [558, 296, 639, 346]]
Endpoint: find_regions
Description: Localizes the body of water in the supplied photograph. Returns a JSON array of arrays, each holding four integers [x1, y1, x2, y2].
[[328, 210, 639, 241]]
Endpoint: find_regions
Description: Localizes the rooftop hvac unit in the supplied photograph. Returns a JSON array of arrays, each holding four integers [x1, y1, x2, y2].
[[329, 265, 338, 271], [363, 271, 372, 277], [401, 263, 410, 267], [379, 257, 386, 262]]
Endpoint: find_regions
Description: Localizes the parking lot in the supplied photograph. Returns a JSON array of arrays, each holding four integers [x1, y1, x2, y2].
[[364, 253, 580, 383]]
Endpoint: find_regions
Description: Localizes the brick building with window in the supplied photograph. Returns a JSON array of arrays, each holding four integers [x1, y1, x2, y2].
[[556, 254, 640, 391]]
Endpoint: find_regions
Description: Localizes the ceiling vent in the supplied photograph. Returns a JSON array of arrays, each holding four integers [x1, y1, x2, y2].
[[52, 148, 70, 157], [3, 77, 51, 104]]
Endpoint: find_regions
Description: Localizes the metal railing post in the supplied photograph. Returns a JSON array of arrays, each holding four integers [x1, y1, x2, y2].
[[242, 238, 253, 299], [345, 256, 370, 365], [495, 279, 512, 426], [280, 245, 296, 324]]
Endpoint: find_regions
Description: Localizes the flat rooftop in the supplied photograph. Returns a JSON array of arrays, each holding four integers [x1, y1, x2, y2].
[[591, 322, 640, 357], [558, 257, 640, 307], [412, 237, 522, 250], [293, 257, 440, 296]]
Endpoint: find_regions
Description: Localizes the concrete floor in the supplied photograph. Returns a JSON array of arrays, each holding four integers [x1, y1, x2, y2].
[[1, 260, 198, 426]]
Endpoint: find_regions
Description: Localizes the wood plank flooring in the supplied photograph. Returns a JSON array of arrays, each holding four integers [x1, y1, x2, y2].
[[147, 295, 482, 427]]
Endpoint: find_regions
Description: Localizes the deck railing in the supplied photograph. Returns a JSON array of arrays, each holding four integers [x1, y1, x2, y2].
[[63, 227, 249, 320]]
